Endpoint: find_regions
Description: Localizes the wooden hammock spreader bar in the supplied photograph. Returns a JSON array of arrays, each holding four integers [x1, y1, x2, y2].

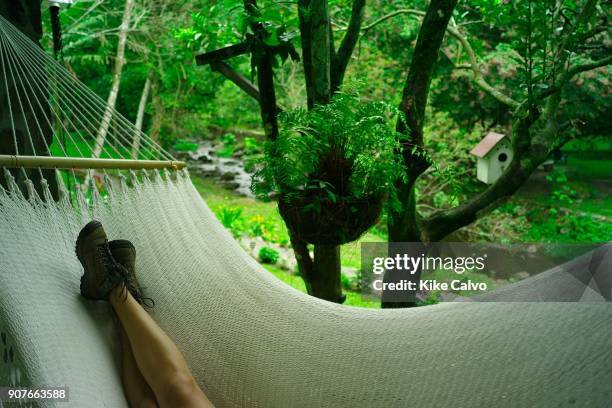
[[0, 155, 187, 170]]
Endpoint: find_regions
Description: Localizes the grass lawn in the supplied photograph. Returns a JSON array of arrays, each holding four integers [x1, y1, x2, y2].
[[576, 194, 612, 217], [516, 153, 612, 222], [192, 176, 385, 259], [563, 150, 612, 181], [263, 264, 380, 308], [49, 137, 158, 160], [192, 176, 382, 308]]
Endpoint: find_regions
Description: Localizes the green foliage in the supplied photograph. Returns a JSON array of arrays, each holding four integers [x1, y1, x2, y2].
[[525, 209, 611, 243], [172, 139, 199, 152], [547, 169, 577, 205], [218, 206, 243, 233], [247, 214, 265, 236], [415, 111, 487, 213], [564, 137, 612, 153], [176, 0, 300, 75], [341, 272, 361, 291], [259, 247, 280, 264], [210, 195, 289, 244], [217, 134, 237, 158], [415, 291, 440, 306], [263, 264, 380, 308], [340, 273, 352, 290], [243, 137, 263, 155], [252, 89, 407, 209], [522, 166, 612, 243], [174, 2, 246, 53]]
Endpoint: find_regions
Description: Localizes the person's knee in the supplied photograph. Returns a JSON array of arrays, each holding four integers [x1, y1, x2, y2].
[[158, 371, 202, 407]]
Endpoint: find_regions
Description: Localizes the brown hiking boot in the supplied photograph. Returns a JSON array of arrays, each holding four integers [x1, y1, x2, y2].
[[76, 221, 129, 301], [108, 240, 154, 308]]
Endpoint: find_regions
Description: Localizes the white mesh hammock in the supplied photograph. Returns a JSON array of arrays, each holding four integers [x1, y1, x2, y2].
[[1, 15, 611, 408]]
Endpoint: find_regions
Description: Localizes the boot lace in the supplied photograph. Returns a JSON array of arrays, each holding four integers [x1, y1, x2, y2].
[[97, 243, 155, 309]]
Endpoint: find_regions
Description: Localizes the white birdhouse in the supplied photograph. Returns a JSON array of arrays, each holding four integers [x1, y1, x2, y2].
[[470, 132, 513, 184]]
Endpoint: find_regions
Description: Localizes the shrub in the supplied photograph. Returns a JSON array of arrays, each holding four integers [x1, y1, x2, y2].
[[217, 133, 236, 157], [341, 273, 352, 290], [547, 168, 577, 205], [248, 215, 265, 237], [259, 247, 280, 264], [218, 207, 243, 236], [341, 273, 361, 291], [172, 139, 198, 152], [244, 137, 263, 156]]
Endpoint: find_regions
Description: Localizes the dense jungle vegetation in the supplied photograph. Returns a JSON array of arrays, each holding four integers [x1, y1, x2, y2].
[[32, 0, 611, 305]]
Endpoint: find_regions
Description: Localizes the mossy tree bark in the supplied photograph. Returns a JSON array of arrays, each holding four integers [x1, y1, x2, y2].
[[290, 0, 366, 303], [389, 0, 459, 245], [384, 0, 458, 308], [244, 0, 280, 141], [295, 0, 343, 303], [0, 0, 58, 200]]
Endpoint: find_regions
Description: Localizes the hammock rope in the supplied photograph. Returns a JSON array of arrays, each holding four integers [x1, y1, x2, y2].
[[0, 13, 180, 179], [0, 14, 611, 408]]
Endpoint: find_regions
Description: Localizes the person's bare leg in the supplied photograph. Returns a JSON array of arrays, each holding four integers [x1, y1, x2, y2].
[[110, 286, 213, 408], [117, 320, 159, 408]]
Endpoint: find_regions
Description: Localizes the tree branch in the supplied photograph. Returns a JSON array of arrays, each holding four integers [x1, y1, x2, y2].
[[211, 62, 261, 102], [567, 55, 612, 77], [331, 0, 366, 93], [208, 61, 285, 112], [298, 0, 314, 108], [195, 42, 251, 65], [297, 0, 332, 106], [353, 8, 520, 108], [536, 55, 612, 101], [445, 26, 521, 109], [361, 8, 424, 32], [310, 0, 332, 104], [396, 0, 458, 157], [421, 107, 543, 242]]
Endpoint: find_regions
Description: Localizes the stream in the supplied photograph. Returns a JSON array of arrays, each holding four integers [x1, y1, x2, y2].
[[186, 140, 254, 198]]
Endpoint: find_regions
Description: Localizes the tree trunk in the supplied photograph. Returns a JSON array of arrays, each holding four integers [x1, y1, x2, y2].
[[148, 78, 163, 142], [0, 0, 58, 200], [294, 1, 343, 303], [290, 233, 344, 303], [298, 0, 332, 105], [244, 0, 280, 140], [384, 0, 458, 308], [388, 0, 458, 244], [309, 0, 331, 105], [131, 71, 152, 159], [388, 178, 420, 242], [91, 0, 134, 159], [311, 245, 344, 302]]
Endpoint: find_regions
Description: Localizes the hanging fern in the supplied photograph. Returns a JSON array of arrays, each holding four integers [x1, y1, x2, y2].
[[252, 88, 407, 209], [251, 88, 408, 244]]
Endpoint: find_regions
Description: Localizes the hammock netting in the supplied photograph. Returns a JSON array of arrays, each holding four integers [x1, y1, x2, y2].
[[1, 14, 611, 408]]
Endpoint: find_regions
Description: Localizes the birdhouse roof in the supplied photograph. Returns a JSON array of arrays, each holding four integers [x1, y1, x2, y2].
[[470, 132, 507, 158]]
